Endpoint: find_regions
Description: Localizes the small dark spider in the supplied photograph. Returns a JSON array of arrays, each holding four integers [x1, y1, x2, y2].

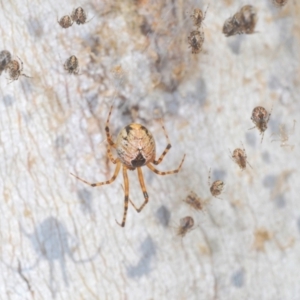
[[64, 55, 80, 75], [222, 5, 257, 37], [229, 143, 252, 170], [188, 30, 205, 54], [208, 169, 224, 199], [272, 0, 288, 7], [249, 106, 272, 143], [58, 15, 73, 28], [183, 191, 206, 211], [190, 5, 209, 28], [176, 216, 195, 237], [0, 50, 12, 75], [71, 7, 93, 25], [5, 57, 31, 83], [71, 106, 185, 227]]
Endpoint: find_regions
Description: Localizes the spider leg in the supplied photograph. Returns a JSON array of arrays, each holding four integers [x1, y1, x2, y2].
[[105, 106, 117, 148], [153, 119, 172, 165], [248, 126, 256, 130], [116, 165, 129, 227], [129, 167, 149, 213], [107, 143, 118, 164], [147, 154, 185, 175], [70, 161, 121, 186]]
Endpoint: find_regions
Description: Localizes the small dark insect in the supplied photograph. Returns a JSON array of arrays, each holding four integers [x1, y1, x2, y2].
[[64, 55, 80, 74], [176, 216, 195, 237], [249, 106, 272, 143], [223, 5, 257, 37], [230, 143, 252, 170], [272, 0, 288, 7], [0, 50, 12, 75], [71, 7, 92, 25], [190, 5, 209, 28], [58, 15, 73, 28], [5, 57, 31, 83], [183, 191, 206, 211], [208, 169, 224, 199], [188, 29, 205, 54]]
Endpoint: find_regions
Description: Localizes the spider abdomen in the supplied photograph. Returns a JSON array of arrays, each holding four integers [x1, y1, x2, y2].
[[116, 123, 156, 169]]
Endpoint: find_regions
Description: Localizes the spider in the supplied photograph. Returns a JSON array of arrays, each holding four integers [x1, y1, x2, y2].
[[176, 216, 195, 237], [71, 106, 186, 227], [190, 5, 209, 29], [249, 106, 272, 143], [5, 56, 31, 83], [272, 0, 288, 7], [229, 142, 252, 170], [71, 7, 93, 25], [183, 191, 206, 212], [208, 168, 224, 199], [64, 55, 80, 75], [0, 50, 11, 75], [58, 15, 73, 28], [188, 29, 205, 54]]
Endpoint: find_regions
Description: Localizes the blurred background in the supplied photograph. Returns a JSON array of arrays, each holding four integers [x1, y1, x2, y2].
[[0, 0, 299, 299]]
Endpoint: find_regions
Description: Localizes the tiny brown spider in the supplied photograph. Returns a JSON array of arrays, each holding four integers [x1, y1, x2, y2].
[[208, 169, 224, 199], [188, 29, 205, 54], [58, 15, 73, 28], [249, 106, 272, 143], [5, 57, 31, 83], [176, 216, 195, 237], [229, 143, 252, 170], [71, 7, 93, 25], [183, 191, 206, 211], [272, 0, 288, 7], [64, 55, 80, 75], [190, 5, 209, 28], [222, 5, 257, 37], [71, 106, 186, 227], [0, 50, 12, 75]]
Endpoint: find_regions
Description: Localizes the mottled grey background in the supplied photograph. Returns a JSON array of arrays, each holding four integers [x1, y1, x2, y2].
[[0, 0, 299, 299]]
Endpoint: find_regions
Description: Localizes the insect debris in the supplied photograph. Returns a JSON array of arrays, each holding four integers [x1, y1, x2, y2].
[[270, 120, 296, 150], [249, 106, 272, 143], [223, 5, 257, 37], [208, 169, 224, 199], [71, 106, 186, 227], [64, 55, 80, 75]]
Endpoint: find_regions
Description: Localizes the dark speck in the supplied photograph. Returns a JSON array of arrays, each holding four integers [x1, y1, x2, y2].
[[263, 175, 277, 189]]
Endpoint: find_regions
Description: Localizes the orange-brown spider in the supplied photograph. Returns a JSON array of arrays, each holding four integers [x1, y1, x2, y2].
[[229, 142, 252, 170], [71, 106, 186, 227], [183, 191, 206, 212], [249, 106, 272, 143], [58, 15, 73, 28], [190, 5, 209, 29]]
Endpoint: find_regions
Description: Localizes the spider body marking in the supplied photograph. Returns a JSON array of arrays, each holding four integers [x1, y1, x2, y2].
[[71, 106, 185, 227]]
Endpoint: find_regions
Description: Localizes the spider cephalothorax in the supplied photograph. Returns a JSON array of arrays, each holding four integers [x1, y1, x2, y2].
[[71, 106, 185, 227]]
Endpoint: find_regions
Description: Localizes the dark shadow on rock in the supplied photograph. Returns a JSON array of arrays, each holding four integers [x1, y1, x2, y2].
[[155, 205, 171, 227], [127, 236, 156, 278]]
